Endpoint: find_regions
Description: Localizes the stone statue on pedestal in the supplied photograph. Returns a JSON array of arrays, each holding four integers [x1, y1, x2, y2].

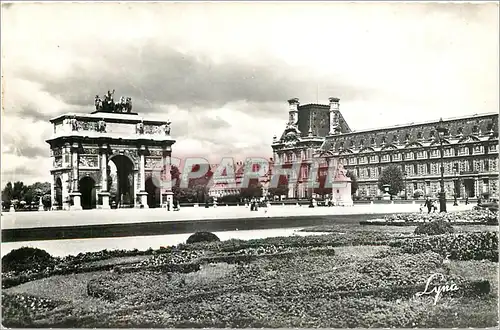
[[136, 121, 144, 134], [163, 121, 171, 135]]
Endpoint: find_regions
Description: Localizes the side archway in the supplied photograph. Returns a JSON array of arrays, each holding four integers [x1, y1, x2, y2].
[[54, 177, 63, 209], [79, 176, 97, 209], [145, 176, 161, 208]]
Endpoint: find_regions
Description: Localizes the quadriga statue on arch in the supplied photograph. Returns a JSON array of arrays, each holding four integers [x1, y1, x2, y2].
[[94, 89, 133, 113]]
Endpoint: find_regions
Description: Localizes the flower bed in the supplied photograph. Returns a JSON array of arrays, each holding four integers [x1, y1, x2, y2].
[[381, 209, 498, 224], [389, 232, 498, 261]]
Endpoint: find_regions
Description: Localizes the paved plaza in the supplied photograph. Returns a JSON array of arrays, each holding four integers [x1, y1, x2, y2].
[[1, 202, 474, 230]]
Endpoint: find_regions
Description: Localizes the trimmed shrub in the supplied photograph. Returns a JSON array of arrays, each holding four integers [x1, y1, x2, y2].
[[2, 247, 55, 273], [186, 232, 220, 244], [414, 220, 455, 235], [390, 232, 498, 261]]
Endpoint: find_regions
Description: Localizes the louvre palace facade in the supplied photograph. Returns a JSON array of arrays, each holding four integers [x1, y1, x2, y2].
[[271, 97, 499, 200]]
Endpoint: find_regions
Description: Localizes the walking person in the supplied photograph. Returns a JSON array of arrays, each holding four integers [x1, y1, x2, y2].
[[424, 197, 432, 214]]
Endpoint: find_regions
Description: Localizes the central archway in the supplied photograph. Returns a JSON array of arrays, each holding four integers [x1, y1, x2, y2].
[[108, 155, 135, 208], [79, 176, 96, 209]]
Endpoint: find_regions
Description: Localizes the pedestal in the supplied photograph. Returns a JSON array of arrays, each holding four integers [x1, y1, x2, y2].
[[38, 203, 45, 211], [9, 205, 15, 212], [137, 191, 149, 209], [162, 191, 174, 210], [382, 193, 391, 201], [98, 192, 111, 209], [69, 192, 82, 211]]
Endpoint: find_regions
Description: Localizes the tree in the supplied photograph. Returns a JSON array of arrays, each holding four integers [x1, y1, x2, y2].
[[240, 178, 263, 199], [377, 164, 405, 197], [268, 174, 289, 198], [346, 170, 358, 195], [2, 182, 13, 203], [12, 181, 26, 201]]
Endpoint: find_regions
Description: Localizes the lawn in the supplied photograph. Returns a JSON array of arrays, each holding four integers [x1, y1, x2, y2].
[[2, 225, 498, 328]]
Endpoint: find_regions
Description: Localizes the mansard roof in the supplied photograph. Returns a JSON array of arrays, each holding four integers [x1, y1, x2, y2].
[[320, 112, 498, 153]]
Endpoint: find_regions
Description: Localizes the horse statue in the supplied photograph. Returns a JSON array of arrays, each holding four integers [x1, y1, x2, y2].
[[94, 95, 102, 111], [125, 97, 132, 113], [163, 120, 171, 135]]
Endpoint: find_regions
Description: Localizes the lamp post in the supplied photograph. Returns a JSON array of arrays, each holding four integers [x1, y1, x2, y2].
[[436, 118, 447, 212], [403, 171, 408, 200]]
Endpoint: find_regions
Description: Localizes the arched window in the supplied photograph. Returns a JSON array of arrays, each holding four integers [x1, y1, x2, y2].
[[417, 131, 423, 140], [457, 127, 463, 136], [370, 137, 375, 145], [381, 136, 386, 144], [359, 139, 364, 148], [472, 125, 479, 134]]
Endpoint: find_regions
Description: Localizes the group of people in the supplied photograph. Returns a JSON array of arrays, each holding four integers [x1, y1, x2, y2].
[[420, 197, 438, 213]]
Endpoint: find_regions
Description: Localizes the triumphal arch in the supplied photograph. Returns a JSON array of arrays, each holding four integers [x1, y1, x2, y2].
[[46, 90, 175, 210]]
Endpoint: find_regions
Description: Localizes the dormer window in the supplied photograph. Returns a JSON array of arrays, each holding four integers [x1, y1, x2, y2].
[[417, 132, 423, 140], [472, 126, 479, 135], [457, 127, 463, 136], [381, 136, 386, 145], [359, 139, 364, 148], [370, 138, 375, 146]]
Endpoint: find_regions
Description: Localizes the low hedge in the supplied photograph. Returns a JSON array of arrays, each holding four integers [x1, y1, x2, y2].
[[2, 247, 55, 273], [414, 220, 455, 235], [389, 232, 498, 261], [186, 232, 220, 244]]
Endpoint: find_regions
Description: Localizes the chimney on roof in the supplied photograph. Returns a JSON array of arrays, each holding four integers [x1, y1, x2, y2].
[[287, 98, 299, 127], [328, 97, 340, 135]]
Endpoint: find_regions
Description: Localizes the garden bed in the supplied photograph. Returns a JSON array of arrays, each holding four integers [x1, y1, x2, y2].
[[360, 209, 498, 226], [2, 227, 498, 328]]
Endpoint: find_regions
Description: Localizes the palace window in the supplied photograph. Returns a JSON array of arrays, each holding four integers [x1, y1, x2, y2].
[[406, 152, 414, 160], [367, 168, 371, 178], [348, 158, 356, 165], [416, 151, 426, 159], [417, 132, 423, 140], [359, 140, 364, 148], [370, 138, 375, 145], [490, 159, 498, 171], [417, 164, 426, 176], [474, 160, 483, 172], [457, 127, 463, 136], [489, 144, 498, 152], [430, 163, 439, 175], [393, 153, 401, 161], [430, 149, 439, 158], [381, 154, 390, 162], [458, 146, 469, 156], [405, 165, 414, 176], [359, 156, 367, 164], [444, 148, 454, 157], [381, 136, 387, 145], [370, 155, 378, 163], [459, 161, 467, 172], [472, 126, 479, 134], [473, 145, 484, 154], [445, 162, 454, 174]]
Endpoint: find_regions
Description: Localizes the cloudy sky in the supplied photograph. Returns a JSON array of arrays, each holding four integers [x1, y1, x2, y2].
[[1, 2, 498, 186]]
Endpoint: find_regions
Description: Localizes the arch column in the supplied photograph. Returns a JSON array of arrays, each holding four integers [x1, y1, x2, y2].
[[161, 145, 174, 210], [98, 145, 111, 209], [69, 142, 82, 210], [50, 174, 57, 210], [137, 145, 149, 208]]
